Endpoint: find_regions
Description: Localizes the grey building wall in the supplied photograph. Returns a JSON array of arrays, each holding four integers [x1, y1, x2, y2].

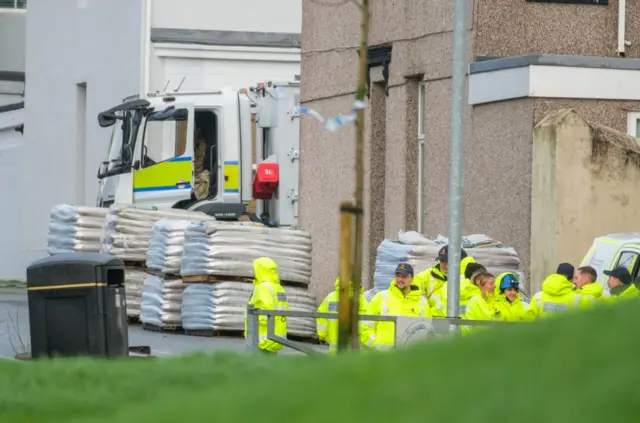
[[0, 0, 144, 279], [300, 0, 638, 297]]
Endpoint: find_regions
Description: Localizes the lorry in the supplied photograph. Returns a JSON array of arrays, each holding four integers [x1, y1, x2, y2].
[[95, 80, 301, 226], [579, 233, 640, 295]]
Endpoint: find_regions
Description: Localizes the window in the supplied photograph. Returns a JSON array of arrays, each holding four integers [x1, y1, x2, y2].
[[626, 112, 640, 138], [616, 250, 640, 280], [141, 108, 188, 167], [0, 0, 26, 8]]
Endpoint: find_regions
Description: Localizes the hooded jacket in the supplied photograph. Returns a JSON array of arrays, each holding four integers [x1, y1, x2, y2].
[[576, 281, 604, 300], [525, 273, 591, 320], [361, 281, 433, 350], [429, 256, 478, 314], [244, 257, 290, 352], [316, 278, 370, 354]]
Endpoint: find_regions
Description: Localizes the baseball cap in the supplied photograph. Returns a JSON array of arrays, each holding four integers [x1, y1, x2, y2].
[[436, 245, 468, 262], [604, 267, 632, 285], [395, 263, 414, 277], [556, 263, 575, 280], [498, 273, 519, 291]]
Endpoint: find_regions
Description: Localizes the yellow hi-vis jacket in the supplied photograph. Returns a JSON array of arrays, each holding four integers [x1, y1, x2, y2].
[[244, 257, 290, 353], [361, 282, 434, 350], [576, 282, 604, 301], [462, 292, 500, 334], [316, 278, 370, 354], [494, 294, 527, 321], [431, 276, 480, 316], [525, 274, 592, 321], [416, 256, 476, 307]]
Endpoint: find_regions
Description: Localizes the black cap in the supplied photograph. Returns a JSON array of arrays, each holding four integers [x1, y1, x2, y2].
[[604, 267, 631, 285], [556, 263, 575, 280], [395, 263, 414, 277], [436, 245, 468, 262]]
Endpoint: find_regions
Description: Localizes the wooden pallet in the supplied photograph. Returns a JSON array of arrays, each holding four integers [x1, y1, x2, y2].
[[145, 269, 181, 279], [184, 329, 244, 338], [142, 323, 183, 333], [124, 260, 147, 270], [182, 274, 253, 284]]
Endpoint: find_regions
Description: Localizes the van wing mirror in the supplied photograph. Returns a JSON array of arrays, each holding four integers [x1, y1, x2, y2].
[[98, 112, 117, 128]]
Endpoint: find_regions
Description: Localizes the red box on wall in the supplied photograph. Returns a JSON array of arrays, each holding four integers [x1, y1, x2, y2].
[[253, 162, 279, 199]]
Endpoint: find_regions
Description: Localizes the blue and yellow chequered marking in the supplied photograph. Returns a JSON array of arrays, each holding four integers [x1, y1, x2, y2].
[[133, 156, 192, 193], [224, 160, 240, 193]]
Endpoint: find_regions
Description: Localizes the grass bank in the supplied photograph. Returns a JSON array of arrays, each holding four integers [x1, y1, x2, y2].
[[0, 300, 637, 423]]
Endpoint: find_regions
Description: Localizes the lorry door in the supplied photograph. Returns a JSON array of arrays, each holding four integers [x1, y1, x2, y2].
[[132, 103, 194, 208], [581, 237, 622, 289]]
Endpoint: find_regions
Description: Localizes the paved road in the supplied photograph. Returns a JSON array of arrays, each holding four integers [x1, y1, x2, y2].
[[0, 288, 324, 359]]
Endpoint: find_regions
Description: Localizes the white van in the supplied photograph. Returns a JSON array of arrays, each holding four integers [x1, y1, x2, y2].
[[579, 233, 640, 295]]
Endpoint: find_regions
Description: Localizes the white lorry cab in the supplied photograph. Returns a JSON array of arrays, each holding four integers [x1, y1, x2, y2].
[[95, 81, 301, 225], [579, 233, 640, 295]]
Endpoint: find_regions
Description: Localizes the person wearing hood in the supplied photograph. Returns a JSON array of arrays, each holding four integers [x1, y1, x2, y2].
[[525, 263, 591, 321], [462, 270, 501, 334], [244, 257, 290, 354], [316, 278, 370, 354], [432, 262, 485, 316], [572, 266, 603, 301], [362, 263, 436, 350], [604, 266, 639, 300], [413, 245, 473, 305], [494, 272, 527, 321]]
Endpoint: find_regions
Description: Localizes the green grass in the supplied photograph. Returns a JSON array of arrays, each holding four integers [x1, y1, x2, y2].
[[0, 279, 25, 289], [1, 300, 639, 423]]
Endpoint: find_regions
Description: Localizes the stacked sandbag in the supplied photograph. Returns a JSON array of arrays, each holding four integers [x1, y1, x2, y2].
[[181, 282, 317, 338], [125, 269, 147, 318], [139, 274, 186, 328], [146, 220, 197, 275], [47, 205, 108, 255], [373, 231, 523, 292], [101, 205, 212, 262], [180, 221, 312, 285]]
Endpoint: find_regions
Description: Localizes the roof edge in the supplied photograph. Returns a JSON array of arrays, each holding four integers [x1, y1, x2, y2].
[[470, 54, 640, 74], [151, 27, 301, 49]]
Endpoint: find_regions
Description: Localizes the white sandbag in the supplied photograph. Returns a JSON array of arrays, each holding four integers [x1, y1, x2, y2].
[[373, 231, 524, 292], [101, 204, 213, 261], [146, 220, 196, 274], [181, 282, 317, 337], [180, 221, 312, 284], [47, 205, 108, 255], [139, 274, 187, 327], [125, 269, 147, 317]]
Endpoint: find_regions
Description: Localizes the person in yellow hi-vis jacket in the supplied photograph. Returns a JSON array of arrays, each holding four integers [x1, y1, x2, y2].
[[604, 266, 639, 301], [244, 257, 290, 354], [316, 277, 369, 354], [413, 245, 470, 303], [494, 272, 527, 321], [432, 261, 484, 315], [525, 263, 592, 321], [572, 266, 603, 301], [462, 270, 501, 334], [361, 263, 435, 351]]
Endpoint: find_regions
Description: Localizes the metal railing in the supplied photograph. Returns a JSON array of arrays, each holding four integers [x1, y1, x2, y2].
[[245, 306, 507, 355]]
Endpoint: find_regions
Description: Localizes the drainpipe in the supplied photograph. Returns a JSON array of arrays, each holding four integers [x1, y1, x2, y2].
[[617, 0, 628, 57], [417, 138, 425, 233]]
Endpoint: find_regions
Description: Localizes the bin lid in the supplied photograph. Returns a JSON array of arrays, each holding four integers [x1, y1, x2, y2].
[[27, 253, 125, 289]]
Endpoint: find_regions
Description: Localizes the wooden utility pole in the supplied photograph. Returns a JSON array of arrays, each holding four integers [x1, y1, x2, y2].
[[350, 0, 369, 350], [337, 0, 369, 352], [337, 202, 354, 352]]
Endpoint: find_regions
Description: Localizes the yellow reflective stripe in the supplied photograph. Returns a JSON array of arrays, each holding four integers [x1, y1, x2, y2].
[[366, 334, 375, 347], [573, 294, 582, 308], [223, 161, 240, 193], [419, 296, 427, 316], [27, 282, 107, 291], [133, 158, 191, 191], [317, 324, 328, 331]]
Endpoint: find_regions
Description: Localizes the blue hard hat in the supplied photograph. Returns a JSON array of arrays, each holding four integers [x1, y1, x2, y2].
[[499, 273, 519, 290]]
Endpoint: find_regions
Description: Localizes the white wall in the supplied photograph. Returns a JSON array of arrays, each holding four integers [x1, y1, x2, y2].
[[0, 0, 144, 279], [151, 0, 301, 33], [0, 9, 26, 72]]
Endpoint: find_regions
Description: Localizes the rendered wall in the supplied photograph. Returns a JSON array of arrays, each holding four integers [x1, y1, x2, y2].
[[0, 9, 25, 73], [531, 109, 640, 292]]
